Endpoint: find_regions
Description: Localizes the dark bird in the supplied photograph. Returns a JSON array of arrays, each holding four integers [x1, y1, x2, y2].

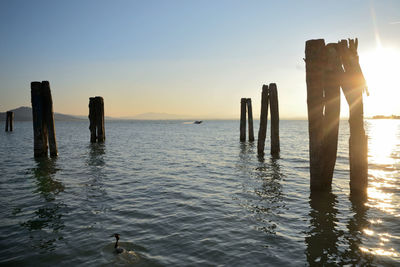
[[111, 233, 125, 254]]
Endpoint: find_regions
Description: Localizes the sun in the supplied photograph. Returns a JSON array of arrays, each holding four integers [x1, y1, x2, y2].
[[359, 46, 400, 117]]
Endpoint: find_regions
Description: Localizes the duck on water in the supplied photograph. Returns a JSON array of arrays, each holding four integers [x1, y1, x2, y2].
[[111, 233, 124, 254]]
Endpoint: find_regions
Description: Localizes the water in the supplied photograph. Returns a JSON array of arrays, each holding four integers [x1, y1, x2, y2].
[[0, 120, 399, 266]]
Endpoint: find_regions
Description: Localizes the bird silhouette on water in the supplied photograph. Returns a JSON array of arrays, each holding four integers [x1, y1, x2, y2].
[[111, 233, 124, 254]]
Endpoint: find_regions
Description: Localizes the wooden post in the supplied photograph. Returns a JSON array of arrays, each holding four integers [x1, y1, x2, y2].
[[257, 85, 269, 155], [305, 39, 327, 191], [322, 43, 342, 186], [269, 83, 280, 156], [5, 111, 13, 132], [89, 97, 97, 143], [31, 81, 48, 157], [240, 98, 247, 141], [30, 81, 58, 157], [96, 96, 105, 142], [89, 96, 105, 143], [338, 38, 368, 194], [247, 98, 254, 141], [42, 81, 58, 156], [9, 112, 13, 131]]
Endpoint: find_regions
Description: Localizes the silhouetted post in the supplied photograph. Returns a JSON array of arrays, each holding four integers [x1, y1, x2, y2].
[[5, 111, 13, 132], [257, 85, 269, 155], [89, 96, 105, 143], [247, 98, 254, 141], [240, 98, 247, 141], [31, 81, 48, 157], [305, 39, 327, 191], [338, 38, 368, 194], [96, 96, 105, 142], [322, 43, 342, 186], [41, 81, 58, 156], [89, 97, 97, 142], [269, 83, 280, 156]]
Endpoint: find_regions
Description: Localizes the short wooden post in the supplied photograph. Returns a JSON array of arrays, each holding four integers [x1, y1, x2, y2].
[[31, 81, 48, 157], [257, 85, 269, 155], [96, 96, 105, 142], [338, 38, 368, 194], [247, 98, 254, 141], [42, 81, 58, 156], [89, 96, 105, 143], [240, 98, 247, 141], [89, 97, 97, 143], [5, 111, 14, 132], [305, 39, 327, 191], [269, 83, 280, 155], [322, 43, 342, 186]]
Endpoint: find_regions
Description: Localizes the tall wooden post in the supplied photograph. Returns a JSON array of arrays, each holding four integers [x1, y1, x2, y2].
[[247, 98, 254, 141], [257, 85, 269, 155], [240, 98, 247, 141], [322, 43, 342, 186], [31, 81, 48, 157], [269, 83, 280, 156], [305, 39, 327, 191], [89, 96, 105, 143], [338, 39, 368, 194], [41, 81, 58, 156], [5, 111, 13, 132]]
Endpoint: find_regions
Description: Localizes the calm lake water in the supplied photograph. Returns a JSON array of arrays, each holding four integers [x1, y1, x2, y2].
[[0, 120, 399, 266]]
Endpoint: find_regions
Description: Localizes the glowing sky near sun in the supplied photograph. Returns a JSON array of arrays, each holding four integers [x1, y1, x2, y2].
[[0, 0, 399, 118]]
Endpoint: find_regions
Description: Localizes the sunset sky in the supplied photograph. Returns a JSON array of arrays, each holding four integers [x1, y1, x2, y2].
[[1, 0, 399, 119]]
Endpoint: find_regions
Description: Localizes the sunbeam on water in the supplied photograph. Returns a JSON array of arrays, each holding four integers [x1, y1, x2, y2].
[[363, 119, 400, 261]]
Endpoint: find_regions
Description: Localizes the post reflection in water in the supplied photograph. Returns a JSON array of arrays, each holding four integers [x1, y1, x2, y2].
[[344, 193, 373, 265], [305, 192, 341, 265], [237, 142, 284, 235], [88, 143, 106, 168], [21, 157, 66, 251]]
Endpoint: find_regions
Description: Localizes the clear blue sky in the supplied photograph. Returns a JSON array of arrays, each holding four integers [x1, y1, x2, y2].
[[1, 0, 399, 118]]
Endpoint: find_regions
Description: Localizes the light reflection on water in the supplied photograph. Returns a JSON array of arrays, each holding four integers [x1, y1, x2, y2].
[[362, 119, 400, 261]]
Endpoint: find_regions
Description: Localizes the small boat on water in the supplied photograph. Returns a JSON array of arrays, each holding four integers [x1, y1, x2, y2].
[[194, 121, 202, 124]]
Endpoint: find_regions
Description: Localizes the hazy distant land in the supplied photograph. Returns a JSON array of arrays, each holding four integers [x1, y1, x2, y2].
[[0, 107, 202, 121]]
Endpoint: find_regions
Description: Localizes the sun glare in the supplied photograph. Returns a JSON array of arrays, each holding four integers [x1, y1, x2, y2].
[[360, 46, 400, 117]]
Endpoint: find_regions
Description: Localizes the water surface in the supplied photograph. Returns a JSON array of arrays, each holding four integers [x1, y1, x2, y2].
[[0, 120, 399, 266]]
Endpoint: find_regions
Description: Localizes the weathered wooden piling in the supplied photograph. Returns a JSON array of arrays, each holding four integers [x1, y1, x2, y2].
[[240, 98, 247, 141], [5, 111, 14, 132], [269, 83, 280, 155], [257, 85, 269, 155], [305, 38, 368, 194], [41, 81, 58, 156], [322, 43, 342, 186], [89, 96, 105, 143], [247, 98, 255, 141], [338, 38, 368, 194], [31, 81, 58, 157], [305, 39, 327, 191]]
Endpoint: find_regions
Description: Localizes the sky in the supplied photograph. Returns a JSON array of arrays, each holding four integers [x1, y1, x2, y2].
[[0, 0, 399, 119]]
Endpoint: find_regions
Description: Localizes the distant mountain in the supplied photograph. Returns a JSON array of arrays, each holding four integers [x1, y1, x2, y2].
[[0, 106, 84, 121]]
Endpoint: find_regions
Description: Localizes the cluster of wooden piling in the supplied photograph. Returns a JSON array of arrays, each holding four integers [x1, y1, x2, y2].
[[31, 81, 58, 157], [305, 38, 368, 194], [240, 98, 255, 142], [256, 83, 280, 156], [5, 111, 14, 132], [89, 96, 105, 143]]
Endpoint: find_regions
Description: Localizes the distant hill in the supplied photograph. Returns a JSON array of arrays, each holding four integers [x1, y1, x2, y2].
[[0, 106, 84, 121]]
